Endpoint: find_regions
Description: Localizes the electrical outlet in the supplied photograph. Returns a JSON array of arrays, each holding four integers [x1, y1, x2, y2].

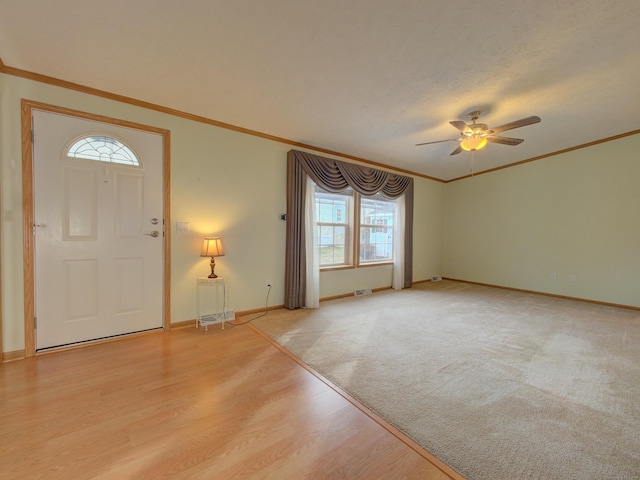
[[550, 272, 557, 280]]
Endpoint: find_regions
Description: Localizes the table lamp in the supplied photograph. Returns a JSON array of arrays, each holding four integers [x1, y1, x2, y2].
[[200, 237, 225, 278]]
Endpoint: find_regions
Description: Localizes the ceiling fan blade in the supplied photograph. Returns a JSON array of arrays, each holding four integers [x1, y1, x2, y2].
[[486, 135, 524, 146], [449, 120, 470, 134], [415, 138, 459, 146], [490, 116, 541, 134], [450, 145, 464, 156]]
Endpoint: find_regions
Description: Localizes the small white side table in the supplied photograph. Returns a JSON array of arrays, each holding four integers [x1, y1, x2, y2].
[[196, 276, 227, 330]]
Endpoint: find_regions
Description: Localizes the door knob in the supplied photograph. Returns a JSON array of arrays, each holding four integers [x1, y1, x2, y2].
[[145, 230, 160, 238]]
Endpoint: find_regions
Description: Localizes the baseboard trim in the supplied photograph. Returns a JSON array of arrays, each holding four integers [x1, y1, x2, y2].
[[236, 304, 285, 316], [2, 349, 26, 362], [170, 319, 195, 329], [171, 304, 287, 330], [443, 277, 640, 312], [320, 285, 392, 302]]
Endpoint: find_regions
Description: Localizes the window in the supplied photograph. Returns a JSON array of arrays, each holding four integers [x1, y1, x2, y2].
[[360, 193, 395, 263], [315, 187, 352, 266], [65, 135, 141, 167], [314, 186, 396, 268]]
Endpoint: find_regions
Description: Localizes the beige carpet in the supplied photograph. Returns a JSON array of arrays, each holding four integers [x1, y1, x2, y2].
[[252, 280, 640, 480]]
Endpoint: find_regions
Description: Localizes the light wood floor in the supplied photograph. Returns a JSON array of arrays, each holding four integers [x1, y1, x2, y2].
[[0, 324, 461, 479]]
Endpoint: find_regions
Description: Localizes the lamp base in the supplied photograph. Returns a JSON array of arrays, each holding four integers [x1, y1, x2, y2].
[[208, 257, 218, 278]]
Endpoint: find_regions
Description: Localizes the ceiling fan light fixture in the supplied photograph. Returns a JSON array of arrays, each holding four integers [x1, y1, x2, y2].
[[460, 136, 487, 151], [415, 111, 540, 155]]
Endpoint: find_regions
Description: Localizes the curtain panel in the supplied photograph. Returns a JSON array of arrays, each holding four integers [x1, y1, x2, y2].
[[285, 150, 414, 309]]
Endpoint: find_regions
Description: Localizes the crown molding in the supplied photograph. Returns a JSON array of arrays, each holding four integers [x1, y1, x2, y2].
[[0, 59, 444, 183], [2, 58, 637, 185]]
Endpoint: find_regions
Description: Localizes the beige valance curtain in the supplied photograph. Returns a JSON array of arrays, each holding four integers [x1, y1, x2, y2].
[[285, 150, 414, 309]]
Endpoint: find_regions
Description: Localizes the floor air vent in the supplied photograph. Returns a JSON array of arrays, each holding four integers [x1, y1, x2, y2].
[[200, 310, 235, 325], [354, 288, 372, 296]]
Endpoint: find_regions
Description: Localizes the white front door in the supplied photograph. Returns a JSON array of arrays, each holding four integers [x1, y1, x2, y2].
[[33, 109, 164, 349]]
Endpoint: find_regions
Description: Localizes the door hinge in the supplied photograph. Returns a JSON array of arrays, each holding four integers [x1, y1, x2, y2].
[[31, 130, 34, 143], [34, 317, 37, 329]]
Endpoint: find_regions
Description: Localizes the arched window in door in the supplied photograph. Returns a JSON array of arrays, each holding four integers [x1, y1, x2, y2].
[[65, 134, 141, 167]]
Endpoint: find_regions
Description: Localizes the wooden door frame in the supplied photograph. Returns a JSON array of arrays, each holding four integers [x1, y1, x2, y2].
[[21, 99, 171, 357]]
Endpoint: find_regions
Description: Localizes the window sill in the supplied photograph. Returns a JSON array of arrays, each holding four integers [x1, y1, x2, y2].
[[358, 261, 394, 268], [320, 265, 356, 272], [320, 261, 393, 272]]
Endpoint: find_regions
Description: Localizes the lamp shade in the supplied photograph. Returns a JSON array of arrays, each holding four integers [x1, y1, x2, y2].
[[460, 136, 488, 152], [200, 237, 225, 257]]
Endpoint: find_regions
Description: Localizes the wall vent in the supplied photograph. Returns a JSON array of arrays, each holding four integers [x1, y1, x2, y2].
[[354, 288, 372, 296], [200, 310, 235, 325]]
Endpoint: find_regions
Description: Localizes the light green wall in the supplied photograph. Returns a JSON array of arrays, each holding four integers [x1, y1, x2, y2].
[[443, 133, 640, 307], [0, 73, 444, 353]]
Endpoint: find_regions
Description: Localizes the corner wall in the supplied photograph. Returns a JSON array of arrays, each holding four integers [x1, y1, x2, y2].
[[442, 133, 640, 308]]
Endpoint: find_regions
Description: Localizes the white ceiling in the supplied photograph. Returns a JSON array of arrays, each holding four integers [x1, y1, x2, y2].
[[1, 0, 639, 181]]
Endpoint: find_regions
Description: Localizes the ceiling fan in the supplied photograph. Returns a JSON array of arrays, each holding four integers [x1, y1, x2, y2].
[[416, 111, 541, 155]]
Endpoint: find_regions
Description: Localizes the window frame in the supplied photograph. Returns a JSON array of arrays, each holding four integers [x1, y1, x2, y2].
[[64, 133, 142, 168], [314, 187, 354, 268], [314, 186, 396, 270], [358, 193, 395, 265]]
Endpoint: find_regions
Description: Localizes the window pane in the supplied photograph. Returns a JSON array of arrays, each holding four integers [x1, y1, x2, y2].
[[319, 225, 334, 246], [318, 225, 346, 265], [315, 187, 352, 266], [360, 194, 395, 263], [361, 196, 394, 226], [66, 135, 140, 167], [360, 226, 393, 262], [315, 189, 349, 224]]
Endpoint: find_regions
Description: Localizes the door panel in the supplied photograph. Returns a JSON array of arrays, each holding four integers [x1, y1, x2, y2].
[[116, 257, 144, 314], [65, 259, 98, 321], [64, 166, 98, 239], [116, 173, 144, 237], [33, 110, 163, 349]]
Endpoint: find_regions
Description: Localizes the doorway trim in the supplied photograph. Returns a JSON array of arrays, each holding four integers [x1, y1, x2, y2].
[[21, 99, 171, 357]]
